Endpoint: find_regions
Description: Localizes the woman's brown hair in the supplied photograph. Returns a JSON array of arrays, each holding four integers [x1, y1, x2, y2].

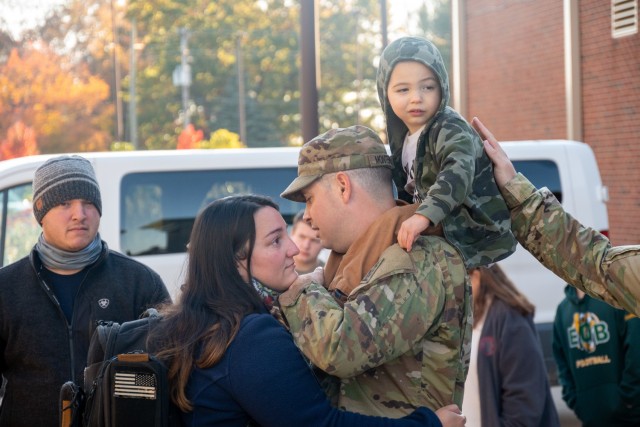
[[472, 264, 535, 327], [149, 194, 279, 412]]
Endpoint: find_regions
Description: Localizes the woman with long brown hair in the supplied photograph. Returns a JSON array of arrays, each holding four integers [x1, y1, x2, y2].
[[462, 264, 559, 427], [149, 194, 464, 427]]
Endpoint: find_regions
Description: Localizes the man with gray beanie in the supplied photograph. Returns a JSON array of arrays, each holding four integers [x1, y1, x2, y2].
[[277, 125, 471, 422], [0, 155, 170, 427]]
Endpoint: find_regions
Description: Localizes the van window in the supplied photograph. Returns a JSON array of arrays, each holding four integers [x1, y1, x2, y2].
[[0, 183, 39, 266], [120, 167, 300, 256], [512, 160, 562, 202]]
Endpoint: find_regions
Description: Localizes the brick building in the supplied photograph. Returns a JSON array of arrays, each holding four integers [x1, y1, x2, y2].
[[451, 0, 639, 245]]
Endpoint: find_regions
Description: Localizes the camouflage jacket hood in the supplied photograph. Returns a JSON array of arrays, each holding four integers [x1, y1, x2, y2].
[[377, 36, 450, 150]]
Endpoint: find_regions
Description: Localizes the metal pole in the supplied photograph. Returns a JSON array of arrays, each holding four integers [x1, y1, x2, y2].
[[236, 33, 247, 144], [110, 0, 124, 141], [129, 18, 138, 149], [355, 8, 362, 125], [300, 0, 319, 142], [380, 0, 388, 49], [564, 0, 583, 141], [180, 28, 190, 128]]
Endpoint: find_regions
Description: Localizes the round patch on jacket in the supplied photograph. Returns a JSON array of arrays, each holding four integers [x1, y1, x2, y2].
[[98, 298, 110, 309], [479, 336, 496, 356]]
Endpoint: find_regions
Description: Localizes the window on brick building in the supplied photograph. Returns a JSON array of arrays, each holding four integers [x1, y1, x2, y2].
[[612, 0, 638, 38]]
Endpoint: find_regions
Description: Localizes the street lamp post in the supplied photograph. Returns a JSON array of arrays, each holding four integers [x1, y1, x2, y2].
[[381, 0, 388, 49], [300, 0, 319, 142], [110, 0, 124, 141], [129, 18, 139, 149], [236, 32, 247, 145], [180, 28, 191, 128], [171, 28, 192, 129]]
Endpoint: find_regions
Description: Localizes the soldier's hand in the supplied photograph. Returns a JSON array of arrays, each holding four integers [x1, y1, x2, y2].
[[398, 214, 430, 252], [292, 266, 324, 289], [309, 266, 325, 287], [435, 404, 466, 427], [472, 116, 517, 189]]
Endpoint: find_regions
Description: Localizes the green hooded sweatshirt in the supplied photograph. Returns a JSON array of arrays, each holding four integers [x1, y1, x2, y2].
[[553, 285, 640, 426], [377, 36, 516, 267]]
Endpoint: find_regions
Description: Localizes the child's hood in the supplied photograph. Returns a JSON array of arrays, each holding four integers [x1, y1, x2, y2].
[[377, 36, 450, 143]]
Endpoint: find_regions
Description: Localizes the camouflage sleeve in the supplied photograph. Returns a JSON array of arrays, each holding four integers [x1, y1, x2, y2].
[[503, 173, 640, 316], [278, 244, 445, 378], [416, 123, 476, 225]]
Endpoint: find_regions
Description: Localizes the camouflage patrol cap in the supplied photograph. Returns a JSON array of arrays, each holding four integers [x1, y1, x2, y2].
[[281, 125, 392, 202]]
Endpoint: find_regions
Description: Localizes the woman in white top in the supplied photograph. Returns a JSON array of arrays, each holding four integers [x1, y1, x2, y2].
[[462, 264, 560, 427]]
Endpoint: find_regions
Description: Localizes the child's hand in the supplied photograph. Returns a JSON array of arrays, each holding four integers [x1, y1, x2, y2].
[[398, 214, 430, 252]]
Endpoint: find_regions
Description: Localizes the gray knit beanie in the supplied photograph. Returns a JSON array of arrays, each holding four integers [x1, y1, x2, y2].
[[32, 155, 102, 224]]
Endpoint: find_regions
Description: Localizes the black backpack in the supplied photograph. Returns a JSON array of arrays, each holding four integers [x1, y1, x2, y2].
[[60, 309, 182, 427]]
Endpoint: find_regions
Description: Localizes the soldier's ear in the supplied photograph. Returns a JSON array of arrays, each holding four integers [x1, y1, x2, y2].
[[334, 172, 352, 203]]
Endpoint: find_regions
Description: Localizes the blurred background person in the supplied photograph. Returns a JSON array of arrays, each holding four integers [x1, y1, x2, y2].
[[462, 264, 559, 427], [290, 210, 325, 274], [553, 285, 640, 427]]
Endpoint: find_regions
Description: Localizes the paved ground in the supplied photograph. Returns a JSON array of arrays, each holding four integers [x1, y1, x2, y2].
[[552, 386, 581, 427]]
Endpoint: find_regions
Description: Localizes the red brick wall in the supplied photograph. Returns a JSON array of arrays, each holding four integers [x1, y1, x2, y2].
[[465, 0, 565, 140], [464, 0, 640, 244], [580, 0, 640, 245]]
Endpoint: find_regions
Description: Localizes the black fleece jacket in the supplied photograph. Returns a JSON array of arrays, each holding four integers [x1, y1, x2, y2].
[[0, 242, 170, 427]]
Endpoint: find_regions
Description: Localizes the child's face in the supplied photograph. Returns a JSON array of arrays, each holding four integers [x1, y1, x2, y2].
[[387, 61, 441, 135]]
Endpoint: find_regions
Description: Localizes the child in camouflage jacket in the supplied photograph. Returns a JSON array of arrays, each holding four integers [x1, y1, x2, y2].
[[377, 36, 516, 267]]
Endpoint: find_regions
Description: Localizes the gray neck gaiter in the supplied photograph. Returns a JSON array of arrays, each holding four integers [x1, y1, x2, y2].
[[35, 233, 102, 271]]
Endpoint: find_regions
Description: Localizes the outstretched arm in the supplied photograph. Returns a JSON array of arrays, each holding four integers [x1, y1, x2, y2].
[[472, 116, 640, 316]]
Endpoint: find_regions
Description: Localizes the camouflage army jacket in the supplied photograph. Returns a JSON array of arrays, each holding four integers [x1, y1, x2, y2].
[[279, 236, 472, 418], [504, 173, 640, 316], [377, 36, 516, 268]]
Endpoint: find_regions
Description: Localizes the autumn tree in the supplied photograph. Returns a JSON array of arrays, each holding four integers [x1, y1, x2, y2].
[[414, 0, 452, 71], [0, 121, 39, 160], [176, 124, 204, 149], [316, 0, 382, 131], [0, 46, 112, 154], [203, 129, 245, 149], [37, 0, 129, 144], [12, 0, 451, 150], [28, 0, 403, 149], [123, 0, 383, 148], [123, 0, 301, 148]]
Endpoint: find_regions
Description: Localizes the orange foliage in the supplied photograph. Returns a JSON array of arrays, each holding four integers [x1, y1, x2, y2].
[[0, 47, 111, 154], [0, 121, 40, 160], [177, 124, 205, 149]]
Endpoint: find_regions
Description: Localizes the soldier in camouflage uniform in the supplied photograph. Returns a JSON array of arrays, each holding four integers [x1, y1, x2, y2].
[[377, 36, 516, 267], [474, 116, 640, 317], [279, 125, 472, 418]]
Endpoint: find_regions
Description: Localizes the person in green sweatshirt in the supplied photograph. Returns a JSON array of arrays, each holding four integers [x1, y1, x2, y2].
[[553, 285, 640, 426]]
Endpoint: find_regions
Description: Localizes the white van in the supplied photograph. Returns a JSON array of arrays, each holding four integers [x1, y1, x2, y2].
[[0, 141, 608, 385], [0, 148, 302, 297]]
